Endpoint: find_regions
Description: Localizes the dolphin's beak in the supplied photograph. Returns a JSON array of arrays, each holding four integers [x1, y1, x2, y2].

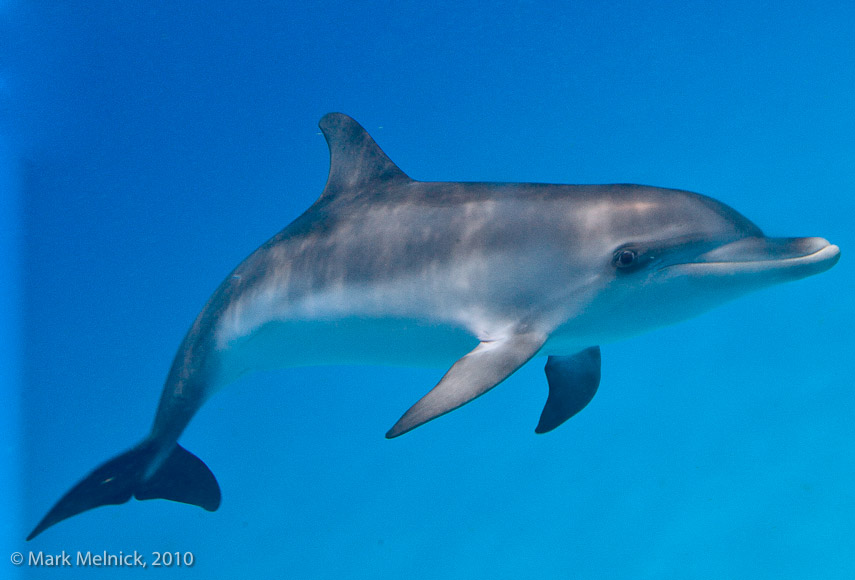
[[666, 237, 841, 282]]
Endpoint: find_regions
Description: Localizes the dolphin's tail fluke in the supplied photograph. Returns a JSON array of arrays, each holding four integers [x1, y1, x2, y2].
[[27, 440, 220, 541]]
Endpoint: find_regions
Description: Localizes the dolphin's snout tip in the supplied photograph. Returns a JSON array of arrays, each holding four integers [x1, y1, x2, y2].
[[808, 237, 840, 262], [823, 242, 841, 266], [795, 237, 840, 277], [791, 236, 836, 256]]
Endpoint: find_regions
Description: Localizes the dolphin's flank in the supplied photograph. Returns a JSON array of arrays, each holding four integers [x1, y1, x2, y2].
[[28, 113, 840, 540]]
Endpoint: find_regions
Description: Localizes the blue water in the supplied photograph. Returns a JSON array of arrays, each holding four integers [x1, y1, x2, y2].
[[4, 2, 854, 578]]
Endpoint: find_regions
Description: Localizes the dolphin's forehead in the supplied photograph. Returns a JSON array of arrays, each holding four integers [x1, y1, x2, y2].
[[570, 185, 763, 243]]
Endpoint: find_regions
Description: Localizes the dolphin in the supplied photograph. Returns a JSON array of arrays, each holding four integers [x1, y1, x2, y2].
[[27, 113, 840, 540]]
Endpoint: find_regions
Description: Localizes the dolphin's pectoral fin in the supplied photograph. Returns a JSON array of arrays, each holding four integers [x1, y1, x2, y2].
[[27, 441, 220, 541], [535, 347, 601, 434], [386, 332, 547, 438]]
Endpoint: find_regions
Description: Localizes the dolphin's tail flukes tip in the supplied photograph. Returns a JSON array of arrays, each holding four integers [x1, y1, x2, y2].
[[27, 441, 220, 541]]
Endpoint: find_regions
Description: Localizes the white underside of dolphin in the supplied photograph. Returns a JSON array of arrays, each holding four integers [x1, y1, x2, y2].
[[28, 113, 840, 540]]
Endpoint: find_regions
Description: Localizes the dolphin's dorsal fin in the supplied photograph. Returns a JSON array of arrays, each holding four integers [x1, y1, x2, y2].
[[318, 113, 410, 199]]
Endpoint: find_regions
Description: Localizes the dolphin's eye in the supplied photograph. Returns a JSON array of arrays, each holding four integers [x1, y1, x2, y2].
[[614, 249, 638, 269]]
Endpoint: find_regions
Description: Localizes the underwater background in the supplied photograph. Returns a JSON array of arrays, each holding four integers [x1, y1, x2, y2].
[[3, 1, 854, 578]]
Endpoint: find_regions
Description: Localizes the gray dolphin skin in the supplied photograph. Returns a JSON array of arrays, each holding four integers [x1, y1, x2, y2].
[[28, 113, 840, 540]]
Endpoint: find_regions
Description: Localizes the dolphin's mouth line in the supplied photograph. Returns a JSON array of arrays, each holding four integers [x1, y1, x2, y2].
[[659, 241, 840, 274]]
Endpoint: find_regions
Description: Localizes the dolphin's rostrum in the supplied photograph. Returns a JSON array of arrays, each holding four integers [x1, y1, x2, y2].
[[28, 113, 840, 540]]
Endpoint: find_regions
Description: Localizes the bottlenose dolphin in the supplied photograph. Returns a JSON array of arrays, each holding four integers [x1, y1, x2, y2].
[[28, 113, 840, 540]]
